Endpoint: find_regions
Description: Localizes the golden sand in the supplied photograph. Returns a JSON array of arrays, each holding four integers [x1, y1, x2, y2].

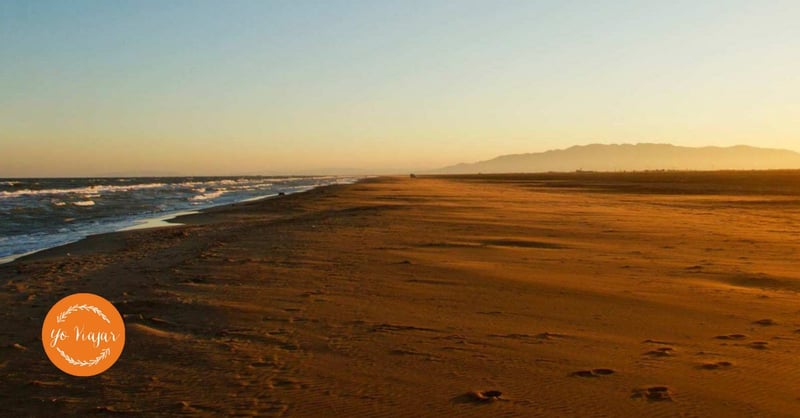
[[2, 173, 800, 416]]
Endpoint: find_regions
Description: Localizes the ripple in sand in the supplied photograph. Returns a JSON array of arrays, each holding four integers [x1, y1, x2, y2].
[[535, 332, 570, 340], [715, 334, 747, 340], [452, 390, 505, 404], [570, 368, 615, 378], [371, 323, 440, 333], [643, 339, 678, 345], [753, 318, 776, 326], [9, 343, 27, 351]]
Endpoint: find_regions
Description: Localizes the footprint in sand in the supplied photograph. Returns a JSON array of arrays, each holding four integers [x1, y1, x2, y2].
[[644, 347, 675, 358], [570, 368, 615, 378], [748, 341, 769, 350], [753, 319, 777, 326], [631, 386, 673, 402], [699, 361, 733, 370]]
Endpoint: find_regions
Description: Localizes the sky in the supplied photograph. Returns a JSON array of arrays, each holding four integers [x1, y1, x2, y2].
[[1, 0, 798, 176]]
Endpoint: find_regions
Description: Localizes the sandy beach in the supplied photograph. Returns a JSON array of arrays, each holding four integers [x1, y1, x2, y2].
[[2, 173, 800, 417]]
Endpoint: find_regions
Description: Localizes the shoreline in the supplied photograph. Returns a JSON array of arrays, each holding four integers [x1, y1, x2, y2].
[[0, 180, 358, 266], [2, 173, 800, 416]]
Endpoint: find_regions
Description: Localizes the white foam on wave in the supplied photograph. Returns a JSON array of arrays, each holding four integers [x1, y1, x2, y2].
[[0, 177, 340, 200], [0, 176, 364, 263], [0, 182, 168, 199], [189, 190, 225, 201]]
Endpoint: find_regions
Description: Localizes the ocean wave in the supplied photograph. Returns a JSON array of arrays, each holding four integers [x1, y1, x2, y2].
[[0, 178, 284, 200], [189, 190, 225, 201], [0, 182, 168, 199], [0, 176, 362, 261]]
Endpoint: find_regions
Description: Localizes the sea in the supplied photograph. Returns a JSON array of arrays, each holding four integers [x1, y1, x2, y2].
[[0, 176, 358, 263]]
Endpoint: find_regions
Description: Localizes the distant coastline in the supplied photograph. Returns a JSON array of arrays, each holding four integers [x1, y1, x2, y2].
[[431, 143, 800, 174]]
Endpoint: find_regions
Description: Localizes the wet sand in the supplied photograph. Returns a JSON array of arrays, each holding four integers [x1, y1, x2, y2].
[[2, 173, 800, 417]]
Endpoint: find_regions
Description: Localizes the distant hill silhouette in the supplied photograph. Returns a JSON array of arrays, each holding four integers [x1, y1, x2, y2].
[[432, 143, 800, 174]]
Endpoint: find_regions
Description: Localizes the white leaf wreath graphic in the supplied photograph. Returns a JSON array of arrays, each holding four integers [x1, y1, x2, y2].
[[56, 347, 110, 367], [54, 303, 113, 366], [56, 304, 111, 324]]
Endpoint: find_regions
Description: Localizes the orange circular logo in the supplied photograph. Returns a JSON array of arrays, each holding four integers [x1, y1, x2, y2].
[[42, 293, 125, 376]]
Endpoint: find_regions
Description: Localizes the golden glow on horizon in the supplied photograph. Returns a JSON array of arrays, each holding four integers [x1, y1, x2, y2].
[[1, 1, 798, 176]]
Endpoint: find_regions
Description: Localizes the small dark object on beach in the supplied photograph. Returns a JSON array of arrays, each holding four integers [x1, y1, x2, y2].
[[278, 192, 286, 196], [482, 390, 502, 399], [571, 370, 595, 378], [410, 173, 417, 178], [463, 390, 504, 403], [452, 390, 504, 405]]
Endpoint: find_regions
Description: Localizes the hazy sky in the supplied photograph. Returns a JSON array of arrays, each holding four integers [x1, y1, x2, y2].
[[1, 0, 798, 176]]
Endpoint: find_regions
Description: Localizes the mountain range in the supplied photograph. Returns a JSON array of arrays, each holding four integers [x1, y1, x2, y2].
[[431, 143, 800, 174]]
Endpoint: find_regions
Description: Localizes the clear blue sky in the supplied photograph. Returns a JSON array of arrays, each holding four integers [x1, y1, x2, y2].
[[1, 0, 798, 176]]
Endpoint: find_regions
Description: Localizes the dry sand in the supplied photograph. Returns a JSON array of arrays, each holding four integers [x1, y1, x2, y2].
[[2, 173, 800, 417]]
